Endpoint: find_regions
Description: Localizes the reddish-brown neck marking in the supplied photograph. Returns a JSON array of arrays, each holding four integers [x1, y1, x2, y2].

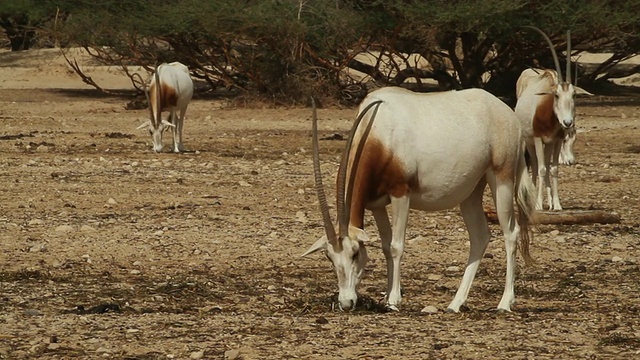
[[343, 138, 418, 229], [149, 82, 178, 113], [532, 93, 559, 138]]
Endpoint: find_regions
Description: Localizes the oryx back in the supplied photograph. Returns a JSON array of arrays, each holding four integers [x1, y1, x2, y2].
[[347, 87, 522, 216]]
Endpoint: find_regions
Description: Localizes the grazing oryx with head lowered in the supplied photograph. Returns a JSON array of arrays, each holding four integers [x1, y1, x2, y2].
[[304, 87, 537, 312], [138, 62, 194, 153], [515, 28, 587, 210]]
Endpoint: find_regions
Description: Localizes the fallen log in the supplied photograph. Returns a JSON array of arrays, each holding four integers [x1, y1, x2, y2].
[[485, 209, 621, 225]]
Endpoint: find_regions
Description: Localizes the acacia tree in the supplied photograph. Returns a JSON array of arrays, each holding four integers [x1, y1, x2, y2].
[[3, 0, 639, 103]]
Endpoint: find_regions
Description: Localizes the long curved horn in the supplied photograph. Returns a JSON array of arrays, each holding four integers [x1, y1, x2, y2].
[[336, 100, 383, 237], [340, 101, 382, 236], [131, 72, 154, 122], [523, 26, 564, 83], [311, 97, 337, 244], [565, 30, 572, 85], [144, 86, 154, 121], [153, 64, 162, 127]]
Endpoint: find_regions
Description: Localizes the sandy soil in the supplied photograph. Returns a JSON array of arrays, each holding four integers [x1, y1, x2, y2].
[[0, 48, 639, 359]]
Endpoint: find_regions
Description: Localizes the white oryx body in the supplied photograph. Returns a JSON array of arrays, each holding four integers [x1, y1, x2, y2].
[[305, 87, 536, 312], [138, 62, 194, 153], [515, 28, 579, 210]]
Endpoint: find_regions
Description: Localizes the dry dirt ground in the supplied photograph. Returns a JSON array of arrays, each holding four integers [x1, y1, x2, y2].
[[0, 49, 639, 360]]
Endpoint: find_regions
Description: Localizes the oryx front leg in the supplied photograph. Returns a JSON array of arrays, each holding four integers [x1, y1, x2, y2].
[[372, 207, 393, 306], [542, 140, 556, 210], [549, 139, 563, 210], [448, 180, 491, 312], [533, 138, 546, 210], [384, 195, 410, 311]]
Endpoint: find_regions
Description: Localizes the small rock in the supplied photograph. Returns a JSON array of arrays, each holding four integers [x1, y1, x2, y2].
[[80, 225, 96, 232], [29, 244, 46, 253], [611, 243, 627, 250], [24, 309, 43, 316], [315, 316, 329, 324], [612, 256, 623, 263], [421, 305, 438, 314], [407, 236, 423, 244], [36, 145, 49, 153], [130, 269, 141, 275], [238, 181, 251, 187], [295, 211, 307, 223], [427, 274, 442, 281], [95, 347, 110, 354], [107, 198, 117, 205], [153, 230, 164, 236], [550, 230, 560, 236], [267, 285, 276, 291], [28, 219, 45, 226], [54, 225, 74, 233], [47, 343, 61, 351], [190, 350, 205, 359], [225, 349, 241, 360], [445, 266, 460, 274]]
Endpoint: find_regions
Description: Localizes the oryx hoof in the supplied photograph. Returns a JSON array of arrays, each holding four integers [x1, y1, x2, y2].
[[384, 304, 400, 312]]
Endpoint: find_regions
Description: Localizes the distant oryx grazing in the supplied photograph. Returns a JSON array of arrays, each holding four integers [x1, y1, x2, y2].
[[304, 87, 537, 312], [515, 28, 589, 210], [138, 62, 194, 153]]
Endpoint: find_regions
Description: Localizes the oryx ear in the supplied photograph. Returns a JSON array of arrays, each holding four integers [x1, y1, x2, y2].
[[575, 86, 594, 96], [349, 225, 369, 242], [301, 236, 328, 257], [136, 120, 151, 130], [162, 120, 176, 128]]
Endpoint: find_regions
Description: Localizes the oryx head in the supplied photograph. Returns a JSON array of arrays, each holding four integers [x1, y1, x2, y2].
[[527, 27, 576, 129], [302, 98, 381, 311], [137, 66, 175, 152]]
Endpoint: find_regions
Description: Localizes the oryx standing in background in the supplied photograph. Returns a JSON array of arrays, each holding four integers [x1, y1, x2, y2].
[[515, 27, 586, 210]]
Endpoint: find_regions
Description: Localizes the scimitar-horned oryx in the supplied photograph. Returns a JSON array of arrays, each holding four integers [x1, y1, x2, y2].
[[303, 87, 537, 312], [515, 27, 591, 210], [137, 62, 194, 153]]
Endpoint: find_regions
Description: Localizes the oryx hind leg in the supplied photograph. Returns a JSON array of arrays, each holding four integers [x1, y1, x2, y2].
[[487, 169, 520, 311], [175, 109, 187, 151], [448, 179, 490, 312]]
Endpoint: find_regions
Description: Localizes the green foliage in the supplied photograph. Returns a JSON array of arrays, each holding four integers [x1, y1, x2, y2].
[[1, 0, 639, 102]]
